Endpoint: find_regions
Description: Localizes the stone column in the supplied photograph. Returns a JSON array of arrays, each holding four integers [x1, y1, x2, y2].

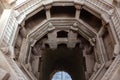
[[48, 31, 57, 49], [20, 25, 27, 38], [18, 38, 29, 64], [75, 5, 81, 19], [113, 44, 120, 56], [68, 31, 77, 48], [45, 5, 52, 19], [98, 21, 106, 36], [101, 14, 110, 24]]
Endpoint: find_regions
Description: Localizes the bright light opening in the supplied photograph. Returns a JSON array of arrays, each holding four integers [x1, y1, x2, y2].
[[52, 71, 72, 80]]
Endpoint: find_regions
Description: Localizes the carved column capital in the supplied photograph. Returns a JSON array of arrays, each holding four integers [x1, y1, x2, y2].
[[101, 13, 110, 24], [75, 4, 81, 10], [71, 22, 78, 31], [44, 5, 52, 10], [48, 22, 55, 31], [75, 5, 81, 19]]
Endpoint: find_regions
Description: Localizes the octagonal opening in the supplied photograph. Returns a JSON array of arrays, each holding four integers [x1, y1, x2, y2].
[[29, 30, 96, 80]]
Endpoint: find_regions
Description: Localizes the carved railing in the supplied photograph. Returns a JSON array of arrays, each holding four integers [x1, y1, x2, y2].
[[15, 0, 40, 12], [15, 0, 113, 12], [15, 0, 42, 16], [0, 9, 18, 47], [15, 0, 43, 24], [85, 0, 113, 14], [111, 9, 120, 40]]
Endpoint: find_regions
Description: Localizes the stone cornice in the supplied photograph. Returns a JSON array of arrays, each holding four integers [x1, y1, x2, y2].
[[27, 18, 97, 42]]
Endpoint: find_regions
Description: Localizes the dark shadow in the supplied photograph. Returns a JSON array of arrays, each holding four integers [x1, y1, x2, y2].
[[51, 6, 75, 17], [58, 43, 67, 48], [75, 43, 80, 48], [80, 9, 102, 31], [45, 43, 50, 49], [57, 31, 68, 38], [41, 48, 86, 80], [25, 10, 46, 29]]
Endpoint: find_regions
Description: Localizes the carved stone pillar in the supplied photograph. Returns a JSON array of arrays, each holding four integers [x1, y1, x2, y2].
[[18, 38, 29, 64], [98, 23, 106, 37], [45, 5, 52, 19], [20, 26, 27, 38], [47, 30, 57, 49], [113, 44, 120, 56], [75, 5, 81, 19], [68, 31, 77, 48]]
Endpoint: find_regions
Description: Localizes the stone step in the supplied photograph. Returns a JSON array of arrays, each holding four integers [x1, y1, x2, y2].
[[0, 68, 10, 80]]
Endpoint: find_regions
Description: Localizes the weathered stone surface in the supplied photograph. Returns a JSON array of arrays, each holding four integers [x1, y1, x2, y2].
[[0, 68, 10, 80], [0, 0, 120, 80]]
